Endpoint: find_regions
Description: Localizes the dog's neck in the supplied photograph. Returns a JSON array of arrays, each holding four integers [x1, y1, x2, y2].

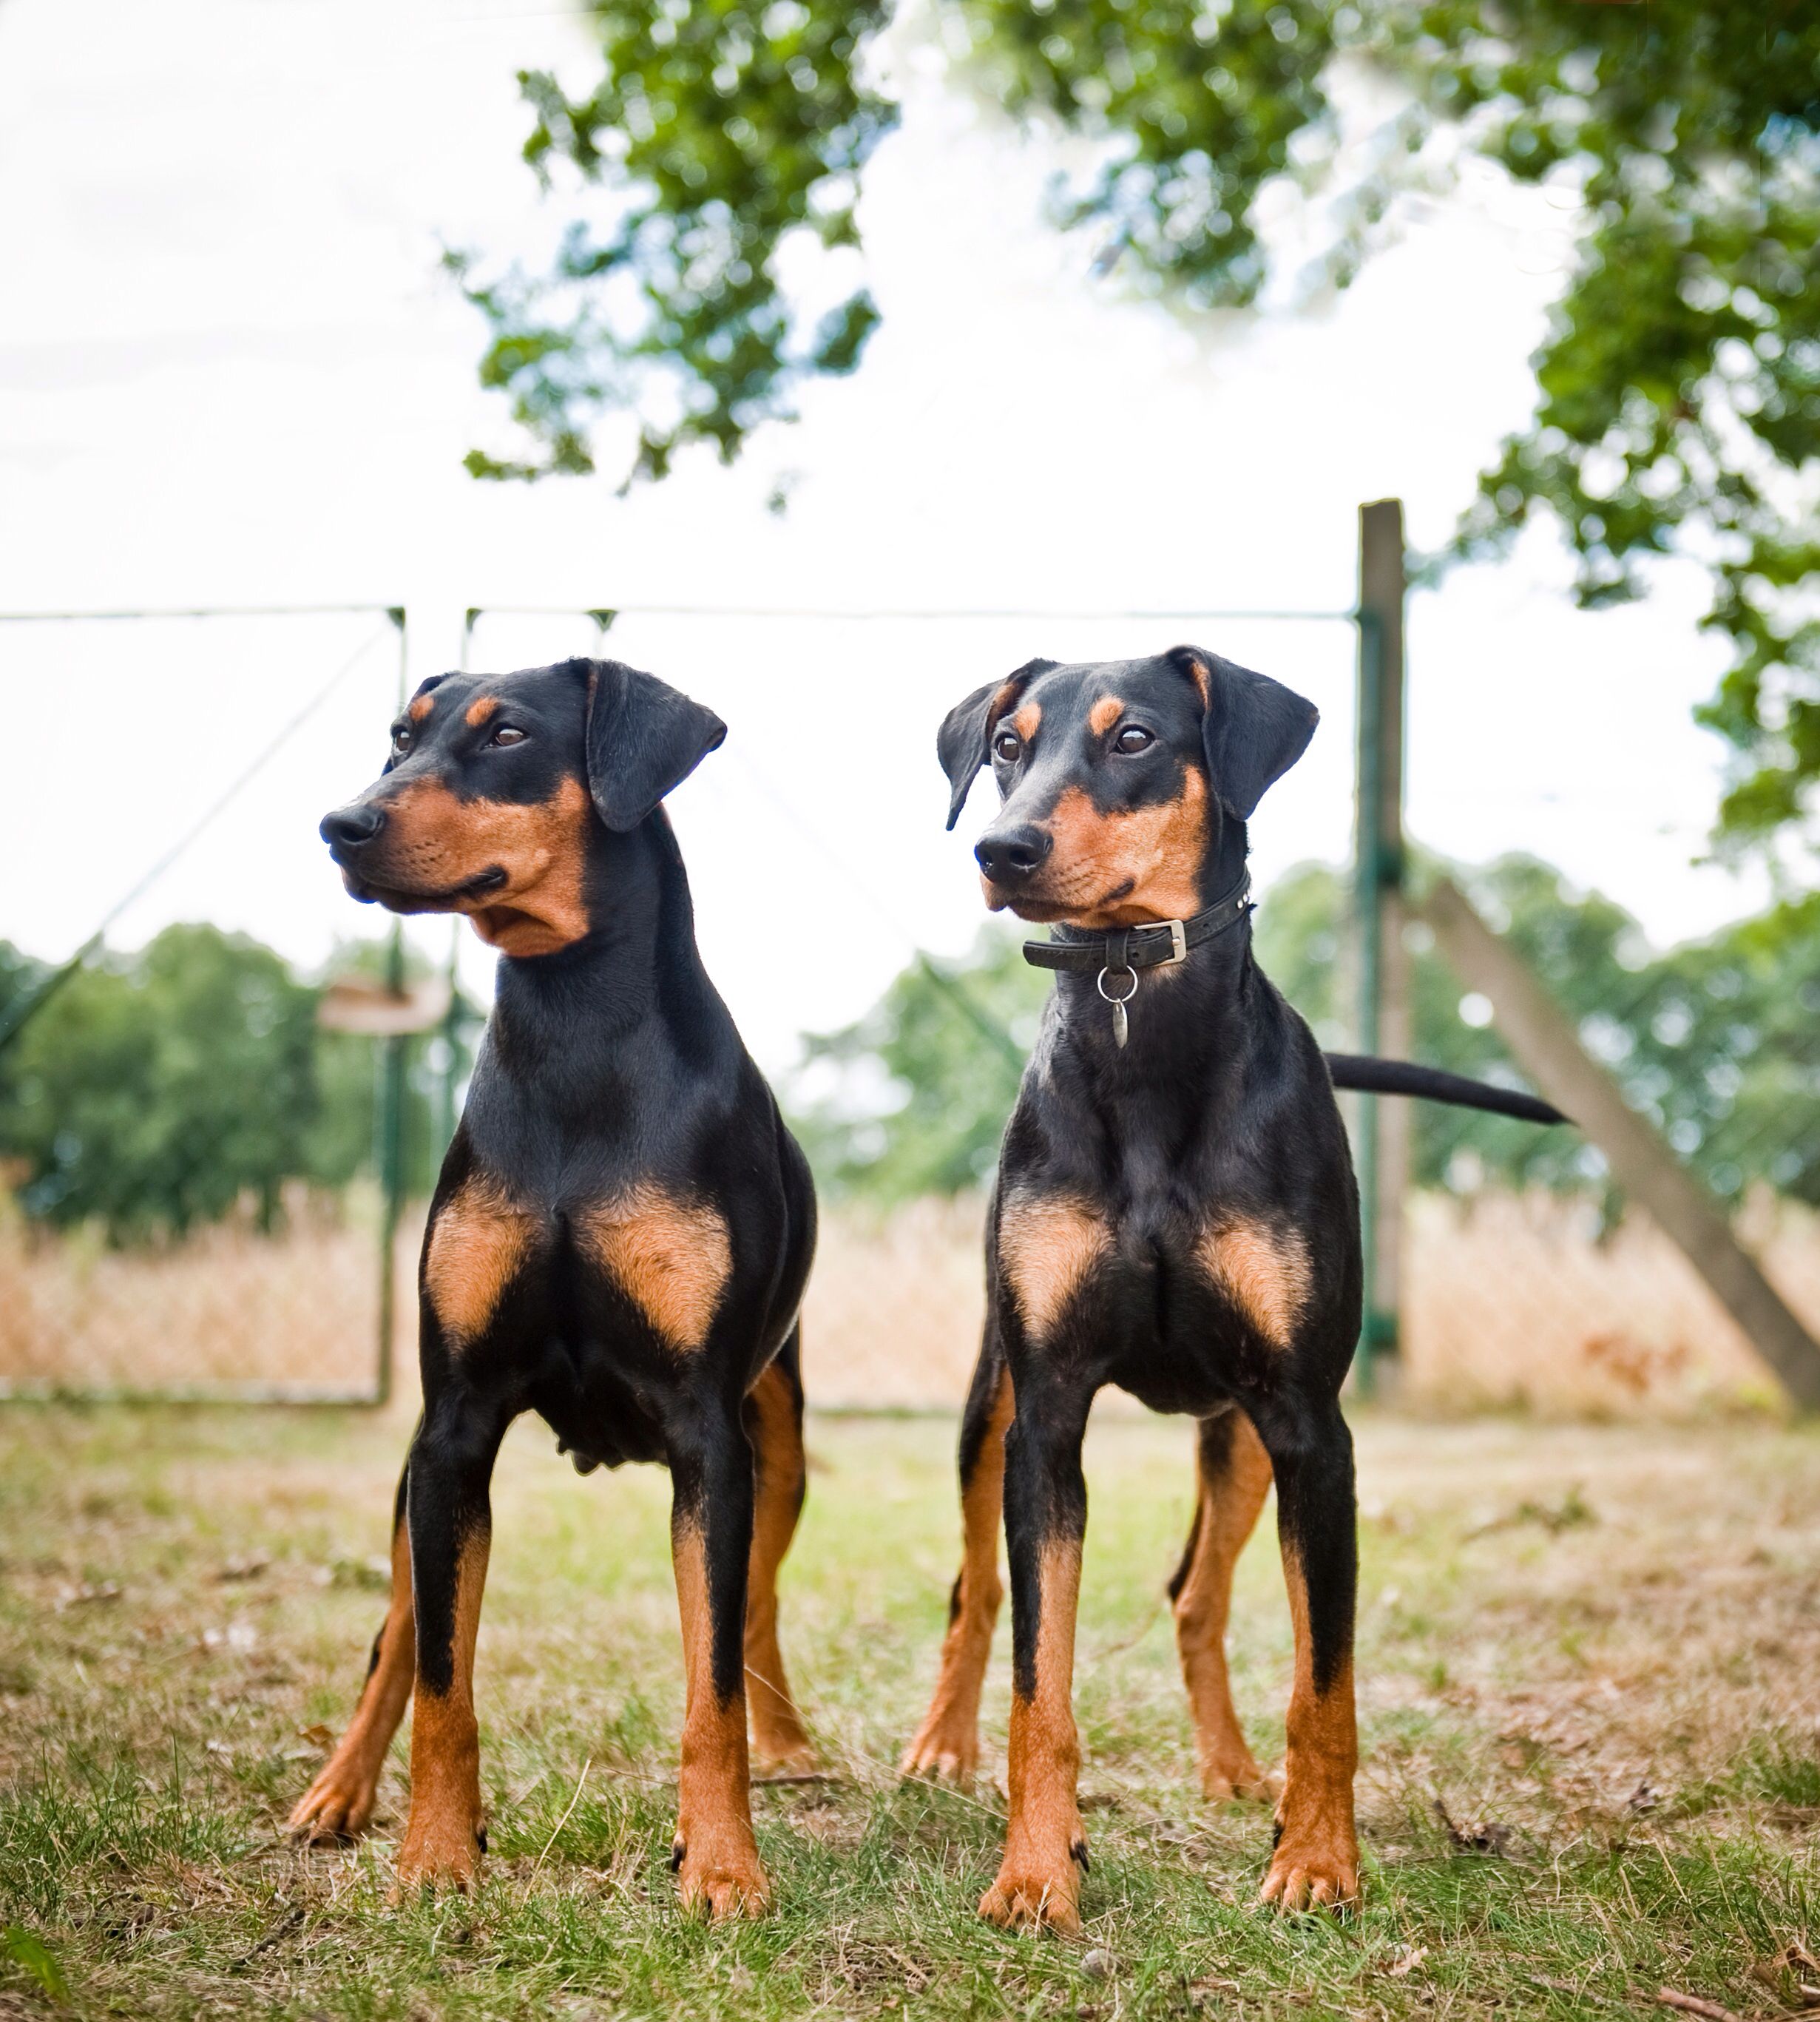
[[1038, 823, 1262, 1088], [487, 809, 713, 1060]]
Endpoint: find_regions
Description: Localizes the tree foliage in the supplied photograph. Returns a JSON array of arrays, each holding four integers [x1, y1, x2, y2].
[[451, 0, 895, 486], [0, 927, 468, 1245], [461, 1, 1819, 842], [791, 855, 1820, 1210]]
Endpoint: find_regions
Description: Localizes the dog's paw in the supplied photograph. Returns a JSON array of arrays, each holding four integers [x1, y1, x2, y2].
[[748, 1717, 816, 1779], [899, 1708, 980, 1782], [393, 1806, 484, 1896], [1259, 1830, 1359, 1914], [288, 1754, 380, 1842], [1200, 1755, 1277, 1806], [673, 1833, 771, 1920], [978, 1859, 1083, 1935]]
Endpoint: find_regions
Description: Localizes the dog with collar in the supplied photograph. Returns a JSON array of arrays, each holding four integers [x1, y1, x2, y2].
[[905, 643, 1374, 1930], [295, 657, 815, 1917]]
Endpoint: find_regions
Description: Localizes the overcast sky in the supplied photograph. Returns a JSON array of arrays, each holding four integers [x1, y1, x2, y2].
[[0, 0, 1770, 1070]]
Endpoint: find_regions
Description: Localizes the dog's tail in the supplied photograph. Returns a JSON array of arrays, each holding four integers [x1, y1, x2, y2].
[[1324, 1053, 1569, 1127]]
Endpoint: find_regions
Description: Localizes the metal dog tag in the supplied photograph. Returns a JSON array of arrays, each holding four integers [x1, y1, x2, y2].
[[1112, 998, 1129, 1049]]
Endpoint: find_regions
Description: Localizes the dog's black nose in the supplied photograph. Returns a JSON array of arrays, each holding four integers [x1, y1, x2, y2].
[[975, 825, 1052, 883], [320, 804, 385, 851]]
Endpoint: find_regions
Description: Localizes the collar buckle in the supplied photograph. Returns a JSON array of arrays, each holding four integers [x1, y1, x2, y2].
[[1154, 918, 1188, 967]]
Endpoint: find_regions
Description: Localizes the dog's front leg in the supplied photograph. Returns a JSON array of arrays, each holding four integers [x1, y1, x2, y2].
[[669, 1396, 768, 1919], [395, 1398, 507, 1893], [1254, 1395, 1359, 1912], [980, 1368, 1094, 1935]]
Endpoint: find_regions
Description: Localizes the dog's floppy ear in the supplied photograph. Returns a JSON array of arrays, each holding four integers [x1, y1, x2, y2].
[[580, 659, 727, 831], [936, 658, 1057, 829], [1171, 646, 1318, 820]]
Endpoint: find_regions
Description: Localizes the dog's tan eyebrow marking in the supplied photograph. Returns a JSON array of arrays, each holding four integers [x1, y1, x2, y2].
[[464, 695, 501, 728], [1088, 696, 1123, 737], [409, 692, 437, 723], [1011, 702, 1043, 742]]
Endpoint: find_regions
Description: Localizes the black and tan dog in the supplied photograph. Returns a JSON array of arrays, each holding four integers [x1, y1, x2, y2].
[[294, 657, 815, 1917], [903, 644, 1556, 1933]]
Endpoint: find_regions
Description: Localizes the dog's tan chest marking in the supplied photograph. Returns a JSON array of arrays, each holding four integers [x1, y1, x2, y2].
[[1196, 1217, 1310, 1349], [425, 1174, 537, 1348], [998, 1191, 1109, 1339], [580, 1185, 732, 1351]]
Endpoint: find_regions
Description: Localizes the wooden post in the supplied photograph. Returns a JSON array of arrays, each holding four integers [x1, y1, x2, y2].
[[1354, 501, 1410, 1382], [1424, 876, 1820, 1410]]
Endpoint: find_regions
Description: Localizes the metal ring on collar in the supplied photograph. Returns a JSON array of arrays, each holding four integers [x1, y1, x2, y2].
[[1096, 965, 1138, 1005]]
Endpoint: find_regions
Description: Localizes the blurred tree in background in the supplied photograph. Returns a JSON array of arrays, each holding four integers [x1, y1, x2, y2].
[[459, 1, 1818, 851], [791, 932, 1046, 1198], [0, 927, 470, 1245], [791, 855, 1820, 1209]]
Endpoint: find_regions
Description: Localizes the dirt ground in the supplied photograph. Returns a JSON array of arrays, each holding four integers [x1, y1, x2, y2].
[[1, 1402, 1817, 2018]]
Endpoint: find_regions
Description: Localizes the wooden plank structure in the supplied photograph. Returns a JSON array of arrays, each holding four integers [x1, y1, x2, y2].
[[1424, 875, 1820, 1410]]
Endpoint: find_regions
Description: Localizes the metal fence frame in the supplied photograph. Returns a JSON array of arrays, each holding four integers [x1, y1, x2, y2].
[[0, 538, 1403, 1404]]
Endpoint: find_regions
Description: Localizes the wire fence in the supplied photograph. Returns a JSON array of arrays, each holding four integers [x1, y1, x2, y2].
[[3, 595, 1816, 1416]]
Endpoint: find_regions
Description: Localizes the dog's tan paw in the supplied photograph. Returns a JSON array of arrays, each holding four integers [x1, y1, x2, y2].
[[978, 1862, 1083, 1934], [673, 1833, 771, 1920], [393, 1804, 484, 1896], [1200, 1754, 1277, 1805], [900, 1707, 981, 1782], [288, 1754, 381, 1842], [1259, 1831, 1359, 1914]]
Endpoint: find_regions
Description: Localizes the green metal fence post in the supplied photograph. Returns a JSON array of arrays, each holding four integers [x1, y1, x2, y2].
[[373, 608, 409, 1407], [1353, 501, 1409, 1390]]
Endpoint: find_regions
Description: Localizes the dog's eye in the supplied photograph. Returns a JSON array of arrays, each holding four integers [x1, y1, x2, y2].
[[390, 726, 412, 757], [992, 731, 1021, 763], [1113, 725, 1154, 754], [488, 726, 526, 748]]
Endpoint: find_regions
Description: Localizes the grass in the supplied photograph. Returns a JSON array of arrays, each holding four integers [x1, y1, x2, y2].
[[1, 1401, 1819, 2018]]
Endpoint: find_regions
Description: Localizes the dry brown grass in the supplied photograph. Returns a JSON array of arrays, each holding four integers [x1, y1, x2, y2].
[[804, 1191, 1820, 1416], [0, 1188, 402, 1399], [7, 1186, 1818, 1416]]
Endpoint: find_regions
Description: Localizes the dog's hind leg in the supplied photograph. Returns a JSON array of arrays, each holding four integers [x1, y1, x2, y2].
[[289, 1457, 416, 1842], [901, 1339, 1013, 1781], [669, 1393, 769, 1919], [742, 1334, 813, 1772], [1170, 1407, 1275, 1803], [1253, 1394, 1359, 1913]]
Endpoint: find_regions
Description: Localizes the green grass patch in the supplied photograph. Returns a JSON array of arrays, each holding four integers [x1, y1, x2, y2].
[[1, 1405, 1817, 2016]]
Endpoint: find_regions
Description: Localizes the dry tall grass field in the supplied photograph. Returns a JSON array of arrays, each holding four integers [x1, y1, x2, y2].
[[799, 1192, 1820, 1418], [5, 1187, 1819, 1414], [1, 1401, 1817, 2018]]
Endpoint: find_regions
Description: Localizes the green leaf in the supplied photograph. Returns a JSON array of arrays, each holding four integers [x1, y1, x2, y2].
[[3, 1925, 70, 2003]]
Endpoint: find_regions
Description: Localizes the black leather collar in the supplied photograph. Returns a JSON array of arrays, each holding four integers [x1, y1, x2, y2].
[[1021, 875, 1252, 976]]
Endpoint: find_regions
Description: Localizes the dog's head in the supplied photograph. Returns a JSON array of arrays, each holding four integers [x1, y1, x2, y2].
[[936, 646, 1316, 927], [319, 657, 725, 958]]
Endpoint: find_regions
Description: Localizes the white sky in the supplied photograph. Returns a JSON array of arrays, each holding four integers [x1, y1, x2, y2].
[[0, 0, 1772, 1071]]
